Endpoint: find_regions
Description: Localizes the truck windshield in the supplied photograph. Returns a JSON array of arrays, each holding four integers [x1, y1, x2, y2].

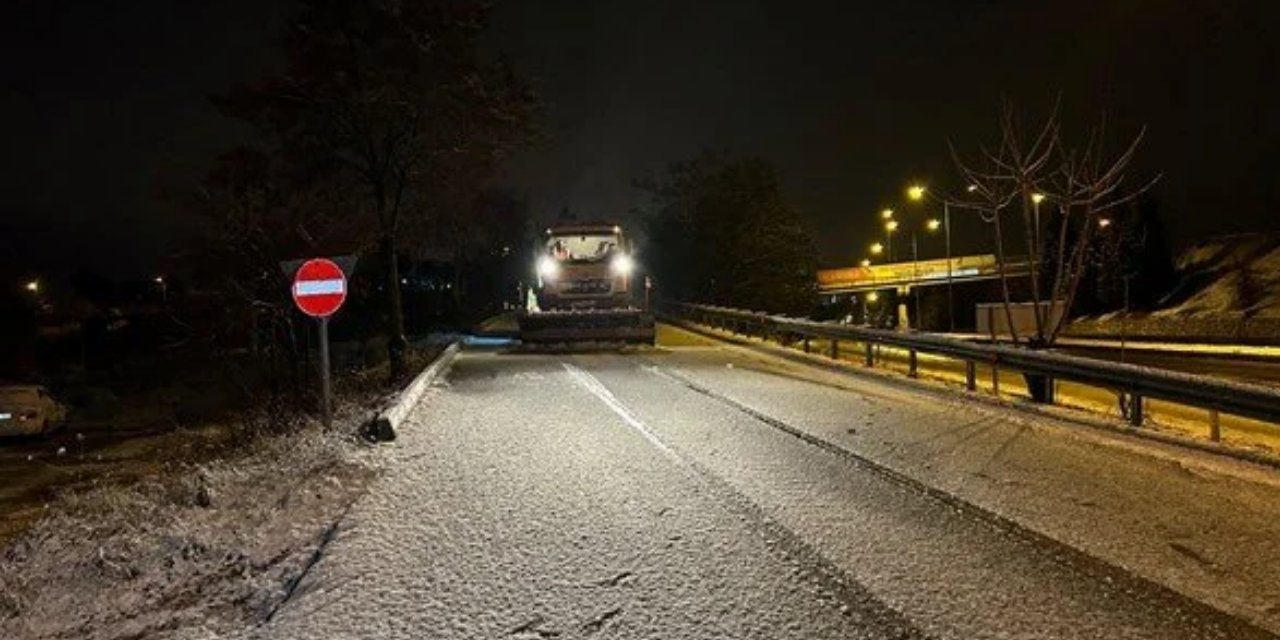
[[547, 234, 619, 263]]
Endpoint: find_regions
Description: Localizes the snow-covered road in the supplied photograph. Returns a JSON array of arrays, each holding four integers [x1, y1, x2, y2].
[[257, 336, 1280, 639]]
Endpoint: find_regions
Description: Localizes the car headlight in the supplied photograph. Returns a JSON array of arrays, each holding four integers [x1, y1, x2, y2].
[[537, 256, 559, 279], [611, 254, 634, 276]]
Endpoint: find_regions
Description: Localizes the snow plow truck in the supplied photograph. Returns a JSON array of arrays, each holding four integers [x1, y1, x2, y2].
[[517, 221, 655, 345]]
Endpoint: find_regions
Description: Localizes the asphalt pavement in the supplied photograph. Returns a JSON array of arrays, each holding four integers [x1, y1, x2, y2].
[[259, 329, 1280, 639]]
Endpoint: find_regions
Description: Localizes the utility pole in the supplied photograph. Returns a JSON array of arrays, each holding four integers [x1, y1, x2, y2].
[[944, 201, 954, 332], [912, 232, 921, 330]]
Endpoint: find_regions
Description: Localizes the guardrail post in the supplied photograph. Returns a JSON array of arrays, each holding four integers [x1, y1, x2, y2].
[[1129, 394, 1144, 426], [864, 342, 874, 367], [991, 358, 1000, 395], [803, 337, 811, 353], [830, 339, 839, 359], [908, 349, 918, 378], [1209, 409, 1221, 442], [965, 361, 976, 391]]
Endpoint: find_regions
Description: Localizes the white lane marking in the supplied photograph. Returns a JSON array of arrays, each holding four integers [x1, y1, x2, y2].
[[293, 279, 346, 296], [561, 362, 676, 457]]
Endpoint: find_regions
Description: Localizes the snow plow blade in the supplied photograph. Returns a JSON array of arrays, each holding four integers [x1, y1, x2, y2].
[[517, 309, 656, 345]]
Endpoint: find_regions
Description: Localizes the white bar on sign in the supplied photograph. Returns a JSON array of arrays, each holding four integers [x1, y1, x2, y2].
[[295, 279, 346, 296]]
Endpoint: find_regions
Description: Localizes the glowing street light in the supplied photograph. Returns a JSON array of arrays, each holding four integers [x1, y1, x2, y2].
[[907, 185, 926, 202], [885, 220, 899, 233], [881, 208, 895, 220], [24, 280, 39, 294], [1098, 217, 1113, 229], [867, 291, 880, 303], [966, 184, 979, 193], [926, 218, 941, 232], [860, 259, 872, 268], [1031, 192, 1046, 204], [870, 242, 884, 255]]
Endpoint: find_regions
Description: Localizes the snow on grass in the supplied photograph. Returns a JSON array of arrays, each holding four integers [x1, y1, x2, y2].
[[0, 411, 379, 640]]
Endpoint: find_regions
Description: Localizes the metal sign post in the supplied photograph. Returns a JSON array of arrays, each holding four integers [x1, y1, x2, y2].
[[318, 317, 332, 427]]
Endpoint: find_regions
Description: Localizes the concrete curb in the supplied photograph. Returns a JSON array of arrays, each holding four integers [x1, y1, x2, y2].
[[365, 342, 461, 441]]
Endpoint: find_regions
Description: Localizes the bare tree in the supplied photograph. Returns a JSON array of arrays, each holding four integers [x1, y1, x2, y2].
[[217, 0, 535, 378], [951, 100, 1158, 348]]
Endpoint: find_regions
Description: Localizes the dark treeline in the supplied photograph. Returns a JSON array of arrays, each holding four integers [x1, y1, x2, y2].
[[189, 0, 537, 379], [640, 152, 817, 315]]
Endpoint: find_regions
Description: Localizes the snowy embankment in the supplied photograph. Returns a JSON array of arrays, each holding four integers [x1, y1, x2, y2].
[[1069, 234, 1280, 342], [0, 409, 380, 640]]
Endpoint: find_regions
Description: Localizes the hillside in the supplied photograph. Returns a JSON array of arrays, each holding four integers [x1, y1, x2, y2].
[[1155, 234, 1280, 320]]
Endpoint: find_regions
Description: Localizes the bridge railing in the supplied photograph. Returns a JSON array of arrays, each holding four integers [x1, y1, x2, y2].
[[663, 302, 1280, 436]]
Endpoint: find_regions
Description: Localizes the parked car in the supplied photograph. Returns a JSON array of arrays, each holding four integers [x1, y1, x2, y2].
[[0, 384, 68, 437]]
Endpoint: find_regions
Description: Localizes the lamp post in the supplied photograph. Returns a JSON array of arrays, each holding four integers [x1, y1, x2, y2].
[[1031, 192, 1046, 251], [911, 230, 920, 330], [884, 218, 898, 262], [881, 209, 895, 260], [908, 184, 955, 331]]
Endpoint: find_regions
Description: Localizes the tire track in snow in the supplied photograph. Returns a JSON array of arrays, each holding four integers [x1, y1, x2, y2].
[[644, 362, 1275, 640], [561, 361, 930, 640]]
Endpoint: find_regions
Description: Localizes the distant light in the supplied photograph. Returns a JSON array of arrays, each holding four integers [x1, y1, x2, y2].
[[867, 291, 880, 303], [926, 218, 941, 232], [24, 280, 38, 293], [1031, 192, 1046, 204], [870, 242, 884, 255], [881, 208, 895, 220], [154, 276, 165, 285], [1098, 218, 1112, 229], [907, 185, 926, 201], [885, 220, 899, 232], [966, 184, 979, 193], [860, 259, 871, 268], [612, 225, 621, 234]]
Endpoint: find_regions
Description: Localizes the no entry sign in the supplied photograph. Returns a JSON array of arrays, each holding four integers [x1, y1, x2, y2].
[[292, 258, 348, 318]]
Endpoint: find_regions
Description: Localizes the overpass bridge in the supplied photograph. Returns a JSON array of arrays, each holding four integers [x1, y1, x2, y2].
[[817, 254, 1031, 295]]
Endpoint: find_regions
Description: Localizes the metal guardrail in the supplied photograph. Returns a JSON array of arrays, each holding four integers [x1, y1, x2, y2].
[[666, 302, 1280, 434]]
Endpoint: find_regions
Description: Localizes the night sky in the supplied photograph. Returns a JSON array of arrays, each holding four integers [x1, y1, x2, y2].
[[3, 1, 1278, 276]]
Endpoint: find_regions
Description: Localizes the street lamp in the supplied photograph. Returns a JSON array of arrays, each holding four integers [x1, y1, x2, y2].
[[24, 280, 39, 294], [903, 182, 957, 332], [860, 258, 871, 268], [881, 208, 894, 220], [909, 217, 942, 331], [870, 242, 883, 255], [1031, 192, 1046, 250], [1098, 217, 1112, 229], [884, 219, 898, 261]]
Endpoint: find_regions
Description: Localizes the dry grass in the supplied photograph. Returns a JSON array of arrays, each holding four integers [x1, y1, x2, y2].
[[0, 406, 380, 640]]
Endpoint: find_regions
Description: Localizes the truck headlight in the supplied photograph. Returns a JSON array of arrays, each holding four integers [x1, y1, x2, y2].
[[537, 256, 559, 279], [611, 254, 634, 276]]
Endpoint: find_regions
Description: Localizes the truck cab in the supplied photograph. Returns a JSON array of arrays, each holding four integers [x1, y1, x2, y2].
[[534, 222, 636, 311]]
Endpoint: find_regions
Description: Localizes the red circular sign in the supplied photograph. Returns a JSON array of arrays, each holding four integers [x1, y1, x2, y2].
[[292, 258, 348, 318]]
